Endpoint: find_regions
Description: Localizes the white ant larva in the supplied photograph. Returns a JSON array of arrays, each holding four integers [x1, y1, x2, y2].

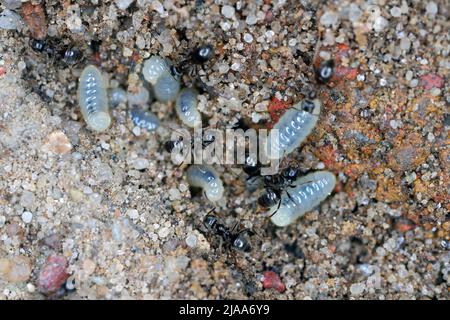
[[265, 98, 321, 160], [186, 165, 224, 202], [142, 55, 180, 103], [153, 70, 181, 103], [175, 87, 202, 128], [78, 65, 111, 132], [142, 56, 170, 85], [269, 171, 336, 227]]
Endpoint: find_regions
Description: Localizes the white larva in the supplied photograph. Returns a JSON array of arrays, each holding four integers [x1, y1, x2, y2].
[[78, 65, 111, 132], [175, 88, 202, 128], [186, 165, 224, 202], [142, 56, 169, 85], [153, 70, 180, 103], [269, 171, 336, 227], [265, 99, 321, 160]]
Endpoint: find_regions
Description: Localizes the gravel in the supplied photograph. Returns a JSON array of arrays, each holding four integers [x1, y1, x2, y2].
[[0, 0, 448, 300]]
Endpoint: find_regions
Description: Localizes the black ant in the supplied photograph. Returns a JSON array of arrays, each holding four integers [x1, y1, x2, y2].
[[174, 44, 217, 97], [164, 130, 216, 154], [243, 158, 300, 216], [29, 38, 82, 65], [203, 211, 253, 252], [314, 59, 335, 84], [257, 167, 299, 213], [164, 128, 218, 168]]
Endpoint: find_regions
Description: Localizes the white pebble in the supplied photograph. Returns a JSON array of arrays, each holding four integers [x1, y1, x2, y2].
[[115, 0, 135, 10], [127, 209, 139, 219], [185, 234, 197, 248], [21, 211, 33, 224], [373, 16, 389, 32], [131, 158, 149, 170], [348, 4, 363, 22], [0, 215, 6, 227], [221, 5, 235, 19], [405, 70, 413, 81], [350, 283, 365, 296], [389, 120, 398, 129], [320, 11, 339, 26], [26, 283, 35, 293], [245, 14, 257, 25], [243, 33, 254, 43], [426, 2, 438, 16], [379, 78, 387, 86], [400, 37, 411, 51], [288, 38, 297, 47], [158, 227, 170, 238], [390, 6, 402, 17]]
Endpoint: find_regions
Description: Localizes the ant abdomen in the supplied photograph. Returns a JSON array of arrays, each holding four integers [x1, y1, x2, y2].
[[265, 98, 321, 160], [269, 171, 336, 227], [186, 165, 224, 202]]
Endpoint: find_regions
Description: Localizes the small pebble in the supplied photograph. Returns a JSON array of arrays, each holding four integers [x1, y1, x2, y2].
[[21, 211, 33, 224], [350, 283, 365, 296], [390, 6, 402, 17], [389, 120, 399, 129], [221, 5, 235, 19], [426, 2, 438, 16], [348, 4, 362, 22], [115, 0, 135, 10], [245, 14, 257, 25], [320, 11, 339, 26], [38, 255, 69, 294], [127, 209, 139, 219], [0, 9, 23, 30], [373, 16, 389, 32], [3, 0, 22, 10], [0, 256, 31, 283], [130, 157, 149, 170], [158, 227, 170, 238], [185, 234, 197, 248], [243, 33, 254, 43], [109, 88, 128, 107]]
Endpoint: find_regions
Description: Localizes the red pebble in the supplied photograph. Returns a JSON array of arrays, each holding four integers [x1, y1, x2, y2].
[[21, 2, 47, 40], [0, 67, 6, 77], [420, 73, 444, 90], [268, 97, 290, 124], [333, 66, 358, 81], [262, 271, 286, 293], [38, 255, 69, 294]]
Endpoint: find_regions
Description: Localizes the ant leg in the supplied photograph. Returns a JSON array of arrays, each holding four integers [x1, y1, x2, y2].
[[230, 221, 240, 233], [285, 190, 297, 205], [268, 199, 282, 218]]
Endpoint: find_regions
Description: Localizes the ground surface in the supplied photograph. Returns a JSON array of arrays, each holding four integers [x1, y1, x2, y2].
[[0, 0, 448, 299]]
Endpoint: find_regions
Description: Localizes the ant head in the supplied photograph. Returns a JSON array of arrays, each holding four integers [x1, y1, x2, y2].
[[30, 39, 46, 52], [282, 167, 298, 181], [301, 99, 315, 113], [170, 65, 182, 80], [263, 174, 275, 184], [232, 233, 251, 252], [203, 132, 215, 143], [192, 45, 214, 64], [203, 214, 217, 229], [315, 59, 335, 84], [164, 140, 183, 153], [63, 48, 81, 65], [243, 155, 260, 176], [257, 188, 280, 208]]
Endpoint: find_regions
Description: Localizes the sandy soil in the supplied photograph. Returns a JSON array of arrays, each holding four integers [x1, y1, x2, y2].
[[0, 0, 448, 299]]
